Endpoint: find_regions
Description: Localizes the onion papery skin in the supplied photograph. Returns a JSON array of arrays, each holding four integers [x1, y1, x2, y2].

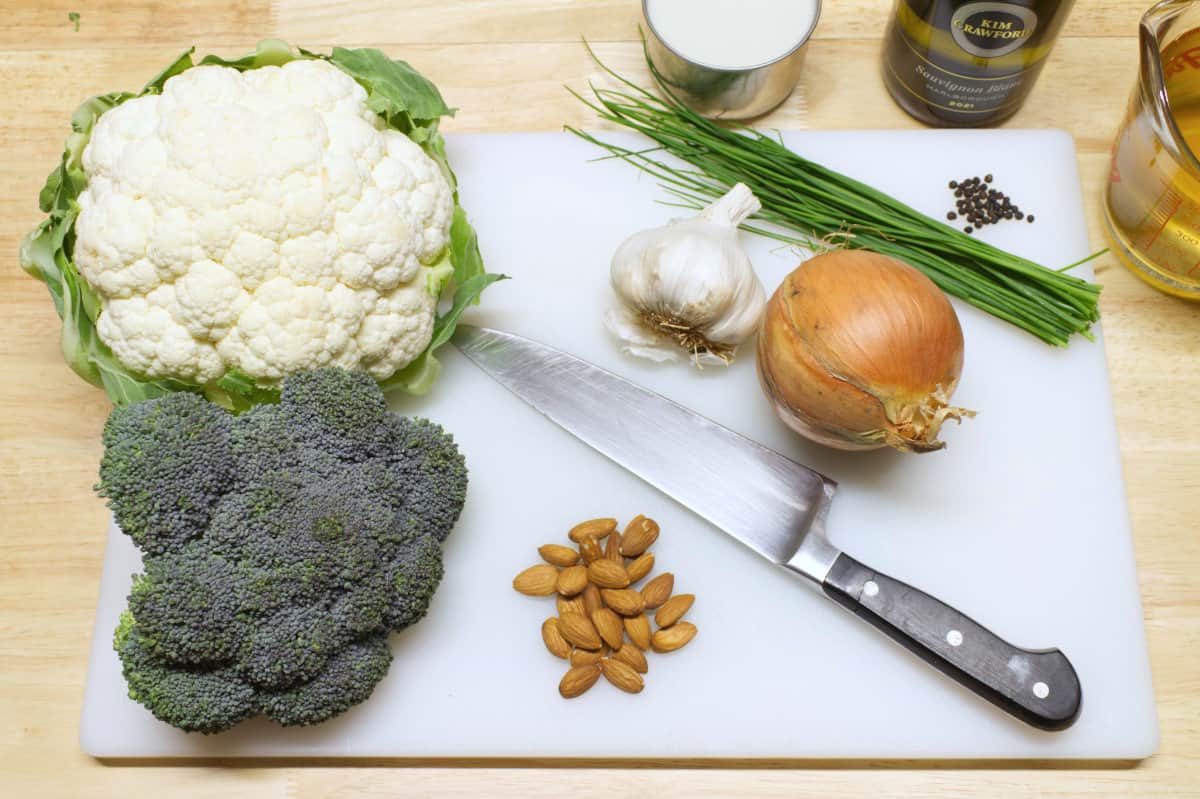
[[756, 250, 974, 454]]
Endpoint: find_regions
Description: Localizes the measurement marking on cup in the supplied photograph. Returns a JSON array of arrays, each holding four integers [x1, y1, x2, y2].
[[1139, 188, 1182, 249]]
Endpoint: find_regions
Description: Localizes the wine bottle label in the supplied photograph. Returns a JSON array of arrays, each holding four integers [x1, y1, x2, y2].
[[884, 33, 1033, 116], [950, 2, 1039, 58]]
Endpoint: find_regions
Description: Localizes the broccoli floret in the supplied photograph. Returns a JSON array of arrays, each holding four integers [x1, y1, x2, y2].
[[281, 368, 389, 461], [103, 369, 467, 733], [329, 569, 393, 641], [378, 416, 469, 542], [260, 635, 393, 727], [115, 611, 258, 734], [97, 392, 235, 554], [230, 404, 345, 484], [127, 541, 243, 665], [228, 403, 295, 482], [385, 533, 444, 630], [237, 604, 338, 690]]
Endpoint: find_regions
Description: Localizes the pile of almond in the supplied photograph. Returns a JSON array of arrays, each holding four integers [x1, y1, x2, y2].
[[512, 515, 697, 698]]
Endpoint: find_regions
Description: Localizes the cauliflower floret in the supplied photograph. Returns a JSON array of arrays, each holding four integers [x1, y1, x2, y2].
[[173, 260, 251, 341], [216, 277, 367, 381], [377, 133, 455, 264], [100, 293, 225, 383], [355, 274, 439, 379], [74, 194, 156, 299], [74, 59, 455, 387]]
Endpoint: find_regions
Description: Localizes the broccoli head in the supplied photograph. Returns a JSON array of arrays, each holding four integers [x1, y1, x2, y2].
[[102, 368, 468, 733]]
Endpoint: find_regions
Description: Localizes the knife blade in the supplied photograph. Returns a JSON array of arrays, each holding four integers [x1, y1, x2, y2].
[[454, 325, 1081, 731]]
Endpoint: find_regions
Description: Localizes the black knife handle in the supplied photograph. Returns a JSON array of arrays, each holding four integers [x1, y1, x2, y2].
[[822, 552, 1081, 731]]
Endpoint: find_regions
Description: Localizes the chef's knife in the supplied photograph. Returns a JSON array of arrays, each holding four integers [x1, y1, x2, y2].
[[454, 325, 1081, 731]]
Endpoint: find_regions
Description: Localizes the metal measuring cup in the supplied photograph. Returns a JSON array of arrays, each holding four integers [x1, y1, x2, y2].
[[641, 0, 821, 119]]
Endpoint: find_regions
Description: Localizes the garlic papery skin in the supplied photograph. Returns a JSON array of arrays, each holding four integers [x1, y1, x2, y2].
[[607, 183, 766, 365]]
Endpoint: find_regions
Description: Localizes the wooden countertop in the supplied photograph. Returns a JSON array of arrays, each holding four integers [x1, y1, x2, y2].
[[1, 1, 1196, 795]]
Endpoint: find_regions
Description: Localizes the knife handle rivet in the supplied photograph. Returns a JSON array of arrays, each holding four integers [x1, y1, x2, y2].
[[863, 580, 879, 597], [1033, 681, 1050, 699], [946, 629, 963, 647]]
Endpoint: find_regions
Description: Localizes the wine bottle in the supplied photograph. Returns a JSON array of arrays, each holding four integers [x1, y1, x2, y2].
[[881, 0, 1076, 127]]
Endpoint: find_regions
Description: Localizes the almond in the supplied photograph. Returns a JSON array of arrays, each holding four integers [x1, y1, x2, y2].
[[613, 643, 649, 674], [619, 516, 659, 557], [541, 617, 571, 659], [523, 514, 698, 698], [651, 621, 697, 653], [569, 517, 616, 543], [570, 646, 607, 667], [557, 595, 586, 617], [592, 608, 625, 650], [640, 572, 674, 608], [582, 582, 603, 616], [539, 544, 579, 567], [623, 613, 652, 650], [655, 593, 694, 628], [578, 536, 604, 565], [605, 530, 623, 562], [513, 564, 559, 596], [559, 664, 602, 698], [559, 612, 602, 650], [601, 588, 645, 616], [556, 564, 588, 597], [600, 658, 644, 693], [587, 559, 630, 589], [626, 551, 654, 583]]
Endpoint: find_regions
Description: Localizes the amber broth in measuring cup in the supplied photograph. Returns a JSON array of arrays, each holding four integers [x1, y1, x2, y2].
[[1106, 0, 1200, 299]]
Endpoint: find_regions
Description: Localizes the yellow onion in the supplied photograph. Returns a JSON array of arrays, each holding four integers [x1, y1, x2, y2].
[[756, 250, 975, 453]]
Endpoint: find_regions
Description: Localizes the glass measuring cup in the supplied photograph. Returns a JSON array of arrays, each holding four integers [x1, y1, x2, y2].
[[1105, 0, 1200, 299]]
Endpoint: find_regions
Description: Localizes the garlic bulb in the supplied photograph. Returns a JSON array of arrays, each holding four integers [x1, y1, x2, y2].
[[605, 183, 765, 365]]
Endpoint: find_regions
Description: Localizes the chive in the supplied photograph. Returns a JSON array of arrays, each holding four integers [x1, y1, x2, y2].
[[566, 41, 1102, 346]]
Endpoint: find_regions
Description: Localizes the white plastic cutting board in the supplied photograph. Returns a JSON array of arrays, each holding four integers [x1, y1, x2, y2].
[[80, 130, 1158, 759]]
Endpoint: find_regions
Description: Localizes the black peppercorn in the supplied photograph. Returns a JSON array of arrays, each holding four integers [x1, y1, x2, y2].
[[945, 174, 1032, 232]]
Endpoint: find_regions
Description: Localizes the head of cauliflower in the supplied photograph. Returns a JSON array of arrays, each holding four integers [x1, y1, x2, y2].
[[72, 59, 455, 386]]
